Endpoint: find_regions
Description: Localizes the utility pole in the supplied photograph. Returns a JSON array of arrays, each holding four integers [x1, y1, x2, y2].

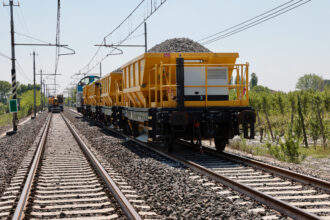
[[144, 22, 147, 52], [40, 70, 43, 111], [4, 0, 19, 134], [37, 73, 61, 108], [43, 80, 46, 108], [72, 87, 74, 106], [32, 51, 37, 119], [100, 62, 102, 78]]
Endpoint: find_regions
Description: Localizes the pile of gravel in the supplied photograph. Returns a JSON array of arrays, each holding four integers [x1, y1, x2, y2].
[[64, 110, 284, 219], [0, 112, 47, 196], [148, 38, 211, 53]]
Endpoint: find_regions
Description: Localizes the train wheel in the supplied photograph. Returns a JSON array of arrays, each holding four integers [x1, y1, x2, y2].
[[214, 137, 227, 152], [165, 130, 174, 153]]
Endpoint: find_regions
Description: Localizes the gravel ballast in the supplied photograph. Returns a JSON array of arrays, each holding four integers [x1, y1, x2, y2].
[[148, 38, 211, 53], [64, 110, 285, 219], [0, 112, 47, 196]]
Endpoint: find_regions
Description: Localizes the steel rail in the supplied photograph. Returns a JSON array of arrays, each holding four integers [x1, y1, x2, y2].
[[61, 113, 141, 220], [208, 148, 330, 192], [12, 113, 52, 220], [177, 140, 330, 192], [68, 109, 323, 219], [94, 126, 321, 220]]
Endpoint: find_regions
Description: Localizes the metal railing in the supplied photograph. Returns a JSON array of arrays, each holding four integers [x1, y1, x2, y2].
[[148, 63, 249, 107]]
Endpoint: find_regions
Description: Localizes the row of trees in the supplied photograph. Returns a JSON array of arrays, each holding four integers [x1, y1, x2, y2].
[[0, 80, 41, 114], [247, 73, 329, 150]]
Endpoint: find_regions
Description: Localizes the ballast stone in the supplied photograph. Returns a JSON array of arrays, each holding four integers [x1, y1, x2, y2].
[[148, 38, 211, 53]]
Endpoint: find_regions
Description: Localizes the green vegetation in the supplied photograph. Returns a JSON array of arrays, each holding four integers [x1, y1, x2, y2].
[[0, 81, 43, 126], [230, 73, 329, 163], [296, 73, 326, 91], [64, 88, 76, 107], [299, 146, 330, 158]]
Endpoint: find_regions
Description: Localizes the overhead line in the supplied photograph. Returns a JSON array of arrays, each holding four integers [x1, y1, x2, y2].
[[198, 0, 295, 42], [200, 0, 311, 45], [16, 59, 32, 82], [0, 52, 11, 60], [104, 0, 146, 39], [77, 0, 167, 75], [78, 0, 146, 74], [15, 32, 50, 44]]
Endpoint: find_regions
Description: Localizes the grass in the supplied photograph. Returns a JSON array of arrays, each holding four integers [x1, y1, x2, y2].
[[0, 89, 42, 127], [229, 137, 330, 163], [299, 146, 330, 158], [0, 113, 12, 126], [230, 137, 269, 156]]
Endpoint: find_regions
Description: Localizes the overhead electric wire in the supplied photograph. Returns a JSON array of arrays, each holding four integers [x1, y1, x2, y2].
[[198, 0, 295, 42], [78, 0, 146, 74], [15, 32, 50, 44], [16, 60, 32, 82], [0, 52, 11, 60], [18, 7, 31, 35], [199, 0, 311, 45], [77, 0, 167, 76], [104, 0, 146, 40]]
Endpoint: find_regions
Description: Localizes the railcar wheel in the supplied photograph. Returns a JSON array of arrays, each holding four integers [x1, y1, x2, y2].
[[215, 137, 227, 152], [165, 134, 174, 153]]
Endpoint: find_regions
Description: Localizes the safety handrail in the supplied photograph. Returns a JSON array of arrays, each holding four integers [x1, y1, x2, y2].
[[149, 62, 249, 107]]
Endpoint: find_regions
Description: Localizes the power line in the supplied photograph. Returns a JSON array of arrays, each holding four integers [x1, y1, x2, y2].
[[0, 52, 11, 60], [15, 32, 49, 44], [0, 52, 32, 81], [16, 59, 32, 82], [198, 0, 295, 42], [199, 0, 312, 45], [77, 0, 167, 76], [78, 0, 146, 74], [18, 6, 30, 35]]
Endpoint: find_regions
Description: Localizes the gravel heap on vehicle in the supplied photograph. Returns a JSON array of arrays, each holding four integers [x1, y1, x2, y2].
[[65, 110, 284, 219], [0, 113, 47, 197], [148, 38, 211, 53]]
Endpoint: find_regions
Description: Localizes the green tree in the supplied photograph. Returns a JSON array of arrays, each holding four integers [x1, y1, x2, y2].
[[17, 83, 40, 95], [296, 73, 324, 91], [251, 85, 270, 93], [0, 80, 11, 103], [250, 72, 258, 89]]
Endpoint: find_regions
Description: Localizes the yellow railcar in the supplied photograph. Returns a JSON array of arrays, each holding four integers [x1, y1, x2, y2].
[[81, 52, 255, 152], [121, 52, 249, 108], [99, 72, 123, 125], [100, 72, 123, 107], [48, 95, 63, 113]]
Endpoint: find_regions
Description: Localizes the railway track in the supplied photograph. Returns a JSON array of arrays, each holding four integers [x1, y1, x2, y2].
[[68, 109, 330, 220], [173, 145, 330, 220], [0, 113, 147, 219]]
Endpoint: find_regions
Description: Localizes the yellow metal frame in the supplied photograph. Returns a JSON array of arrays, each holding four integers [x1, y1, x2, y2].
[[150, 63, 249, 107], [82, 53, 250, 109], [100, 72, 123, 107], [122, 68, 249, 108]]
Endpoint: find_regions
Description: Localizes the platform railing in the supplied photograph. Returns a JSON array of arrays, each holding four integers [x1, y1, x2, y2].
[[149, 62, 249, 108]]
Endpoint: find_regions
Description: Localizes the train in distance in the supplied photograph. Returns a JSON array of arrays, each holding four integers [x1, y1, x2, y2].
[[48, 94, 64, 113]]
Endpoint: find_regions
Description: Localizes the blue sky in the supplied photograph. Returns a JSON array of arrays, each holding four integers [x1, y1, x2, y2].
[[0, 0, 329, 94]]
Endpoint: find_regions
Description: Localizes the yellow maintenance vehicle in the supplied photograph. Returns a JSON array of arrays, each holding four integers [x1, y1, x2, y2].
[[48, 95, 64, 113]]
